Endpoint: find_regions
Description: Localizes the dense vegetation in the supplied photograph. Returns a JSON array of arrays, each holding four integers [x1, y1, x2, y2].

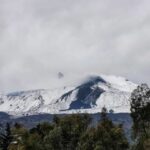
[[0, 108, 128, 150], [0, 83, 150, 150]]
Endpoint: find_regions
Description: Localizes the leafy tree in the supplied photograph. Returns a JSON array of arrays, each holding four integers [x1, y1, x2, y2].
[[9, 123, 29, 150], [130, 84, 150, 149], [44, 127, 63, 150], [78, 108, 129, 150], [30, 122, 53, 139], [44, 114, 91, 150], [18, 122, 54, 150], [130, 84, 150, 137], [0, 113, 129, 150]]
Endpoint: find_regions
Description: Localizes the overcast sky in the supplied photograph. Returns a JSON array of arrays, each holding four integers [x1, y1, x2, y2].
[[0, 0, 150, 92]]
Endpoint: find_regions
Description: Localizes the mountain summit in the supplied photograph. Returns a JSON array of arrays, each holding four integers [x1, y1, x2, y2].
[[0, 75, 137, 117]]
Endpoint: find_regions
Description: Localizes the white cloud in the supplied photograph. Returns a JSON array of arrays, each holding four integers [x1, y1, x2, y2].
[[0, 0, 150, 92]]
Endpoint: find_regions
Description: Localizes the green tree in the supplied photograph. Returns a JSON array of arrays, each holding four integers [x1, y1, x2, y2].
[[78, 108, 129, 150], [130, 84, 150, 150], [130, 84, 150, 139], [0, 123, 13, 150], [44, 114, 91, 150], [0, 113, 129, 150], [44, 127, 63, 150], [30, 122, 53, 139]]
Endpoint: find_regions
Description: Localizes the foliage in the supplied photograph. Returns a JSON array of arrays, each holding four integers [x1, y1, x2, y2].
[[77, 108, 129, 150], [0, 123, 13, 150], [0, 112, 129, 150], [130, 84, 150, 149]]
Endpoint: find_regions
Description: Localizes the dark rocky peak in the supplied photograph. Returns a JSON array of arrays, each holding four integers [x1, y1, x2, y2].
[[58, 72, 64, 79]]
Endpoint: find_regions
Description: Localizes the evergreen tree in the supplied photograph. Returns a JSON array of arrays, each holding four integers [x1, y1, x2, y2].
[[0, 123, 13, 150], [53, 115, 60, 126]]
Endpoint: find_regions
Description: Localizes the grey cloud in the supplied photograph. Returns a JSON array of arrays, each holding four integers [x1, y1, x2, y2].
[[0, 0, 150, 92]]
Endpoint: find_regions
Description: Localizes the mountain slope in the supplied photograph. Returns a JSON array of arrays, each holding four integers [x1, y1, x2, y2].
[[0, 75, 137, 117]]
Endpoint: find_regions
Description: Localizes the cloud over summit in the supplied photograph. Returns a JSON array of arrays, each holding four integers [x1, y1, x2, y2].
[[0, 0, 150, 92]]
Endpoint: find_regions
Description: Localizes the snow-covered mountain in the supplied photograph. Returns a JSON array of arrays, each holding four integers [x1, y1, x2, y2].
[[0, 74, 137, 117]]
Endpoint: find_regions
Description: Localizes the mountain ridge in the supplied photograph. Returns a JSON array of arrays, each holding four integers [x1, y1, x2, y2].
[[0, 74, 137, 117]]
